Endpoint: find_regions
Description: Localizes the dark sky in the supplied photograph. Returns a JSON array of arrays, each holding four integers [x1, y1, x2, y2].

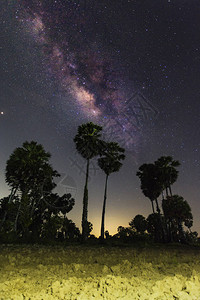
[[1, 0, 200, 236]]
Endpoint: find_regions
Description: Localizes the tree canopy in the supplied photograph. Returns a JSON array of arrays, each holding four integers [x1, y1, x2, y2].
[[1, 141, 75, 242]]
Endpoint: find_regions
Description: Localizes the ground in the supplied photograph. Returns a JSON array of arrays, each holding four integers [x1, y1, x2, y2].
[[0, 243, 200, 299]]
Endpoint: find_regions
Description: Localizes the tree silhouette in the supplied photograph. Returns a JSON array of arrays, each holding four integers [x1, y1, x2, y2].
[[61, 217, 80, 240], [1, 141, 75, 242], [0, 196, 19, 234], [155, 156, 180, 197], [4, 141, 59, 233], [105, 230, 110, 239], [85, 221, 93, 237], [98, 142, 125, 239], [146, 213, 163, 242], [162, 195, 193, 242], [129, 214, 147, 234], [74, 122, 103, 241], [136, 156, 182, 243], [136, 163, 163, 213], [5, 141, 57, 192], [30, 192, 75, 241]]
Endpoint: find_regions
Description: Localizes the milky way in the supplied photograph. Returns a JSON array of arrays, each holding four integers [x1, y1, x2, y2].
[[2, 0, 200, 236], [15, 0, 159, 161]]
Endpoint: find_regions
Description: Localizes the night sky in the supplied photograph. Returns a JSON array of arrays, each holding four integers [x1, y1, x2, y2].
[[1, 0, 200, 237]]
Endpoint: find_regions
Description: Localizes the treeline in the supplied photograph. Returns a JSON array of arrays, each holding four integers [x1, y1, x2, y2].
[[113, 157, 198, 244], [0, 141, 81, 243], [0, 122, 125, 244], [0, 122, 198, 245]]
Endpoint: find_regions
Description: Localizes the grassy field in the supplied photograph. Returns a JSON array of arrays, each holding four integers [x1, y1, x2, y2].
[[0, 243, 200, 299]]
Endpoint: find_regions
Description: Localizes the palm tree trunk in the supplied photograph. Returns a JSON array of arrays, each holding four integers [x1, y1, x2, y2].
[[100, 174, 109, 239], [155, 198, 160, 214], [169, 185, 173, 197], [82, 158, 90, 241], [151, 200, 155, 213], [14, 201, 22, 232], [155, 198, 166, 242]]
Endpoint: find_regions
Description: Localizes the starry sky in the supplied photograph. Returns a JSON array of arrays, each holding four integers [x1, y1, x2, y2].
[[1, 0, 200, 237]]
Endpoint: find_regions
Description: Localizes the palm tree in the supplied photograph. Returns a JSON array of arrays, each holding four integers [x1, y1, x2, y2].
[[136, 163, 163, 213], [1, 141, 75, 242], [74, 122, 103, 240], [98, 142, 125, 239], [155, 156, 180, 197], [5, 141, 58, 198], [137, 163, 166, 242]]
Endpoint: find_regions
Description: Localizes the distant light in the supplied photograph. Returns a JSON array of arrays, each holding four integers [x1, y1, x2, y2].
[[0, 112, 4, 115]]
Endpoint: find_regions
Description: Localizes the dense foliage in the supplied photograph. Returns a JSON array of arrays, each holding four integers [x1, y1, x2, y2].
[[0, 141, 77, 243]]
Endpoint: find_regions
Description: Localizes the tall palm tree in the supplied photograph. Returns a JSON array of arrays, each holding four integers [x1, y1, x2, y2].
[[154, 156, 180, 197], [74, 122, 103, 240], [98, 142, 125, 239]]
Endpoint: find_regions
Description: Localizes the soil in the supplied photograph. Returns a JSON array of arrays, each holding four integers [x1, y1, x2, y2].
[[0, 243, 200, 299]]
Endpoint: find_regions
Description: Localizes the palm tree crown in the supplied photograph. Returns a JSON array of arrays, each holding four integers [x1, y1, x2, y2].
[[98, 142, 125, 176], [5, 141, 56, 193], [74, 122, 103, 160], [154, 156, 180, 197], [136, 163, 163, 213]]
